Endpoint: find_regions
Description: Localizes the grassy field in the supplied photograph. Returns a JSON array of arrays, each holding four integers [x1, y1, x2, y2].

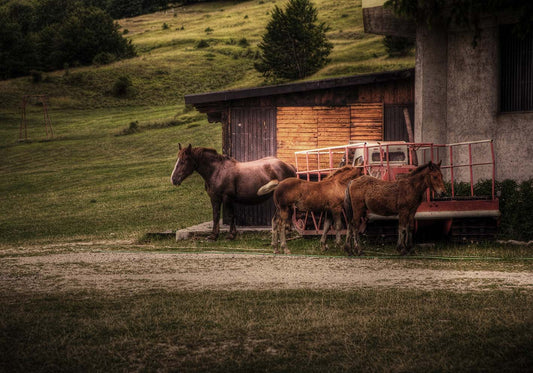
[[0, 0, 414, 245], [1, 288, 531, 372]]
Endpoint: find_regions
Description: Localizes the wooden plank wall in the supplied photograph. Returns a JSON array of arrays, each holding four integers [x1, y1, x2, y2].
[[277, 103, 384, 168], [350, 103, 383, 142]]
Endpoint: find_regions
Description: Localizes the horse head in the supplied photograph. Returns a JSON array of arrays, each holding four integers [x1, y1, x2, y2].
[[171, 143, 196, 186], [426, 161, 446, 197]]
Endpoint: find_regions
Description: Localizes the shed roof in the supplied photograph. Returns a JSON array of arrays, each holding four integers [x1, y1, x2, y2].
[[184, 68, 414, 105]]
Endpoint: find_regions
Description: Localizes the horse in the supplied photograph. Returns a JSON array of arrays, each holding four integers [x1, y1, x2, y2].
[[170, 144, 297, 240], [258, 165, 363, 254], [343, 161, 445, 256]]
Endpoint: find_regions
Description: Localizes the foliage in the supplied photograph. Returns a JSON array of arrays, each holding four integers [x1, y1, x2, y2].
[[106, 0, 168, 18], [0, 0, 135, 79], [447, 178, 533, 241], [383, 35, 414, 57], [384, 0, 533, 47], [111, 75, 133, 97], [255, 0, 333, 81]]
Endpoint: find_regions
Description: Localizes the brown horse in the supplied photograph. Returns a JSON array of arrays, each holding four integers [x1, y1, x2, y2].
[[344, 161, 445, 256], [259, 165, 363, 254], [170, 144, 296, 240]]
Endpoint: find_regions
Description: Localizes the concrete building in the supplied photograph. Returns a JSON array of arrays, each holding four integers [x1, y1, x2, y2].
[[363, 0, 533, 181]]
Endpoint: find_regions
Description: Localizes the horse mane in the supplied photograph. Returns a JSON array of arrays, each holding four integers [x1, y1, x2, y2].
[[192, 147, 233, 162], [409, 162, 432, 176], [324, 165, 354, 179]]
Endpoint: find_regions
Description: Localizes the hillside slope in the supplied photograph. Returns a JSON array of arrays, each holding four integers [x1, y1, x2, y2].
[[0, 0, 414, 243]]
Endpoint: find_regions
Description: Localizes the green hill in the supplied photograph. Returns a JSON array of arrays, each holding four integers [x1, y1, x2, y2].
[[0, 0, 414, 244]]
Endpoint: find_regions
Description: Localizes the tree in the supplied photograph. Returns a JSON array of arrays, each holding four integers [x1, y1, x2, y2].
[[383, 35, 414, 57], [255, 0, 332, 81], [0, 0, 136, 79]]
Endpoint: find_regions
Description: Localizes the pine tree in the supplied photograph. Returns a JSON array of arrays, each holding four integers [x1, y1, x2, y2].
[[255, 0, 333, 81]]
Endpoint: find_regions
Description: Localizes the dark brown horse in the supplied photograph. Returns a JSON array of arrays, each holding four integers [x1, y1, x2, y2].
[[171, 144, 296, 240], [259, 165, 363, 254], [344, 161, 445, 256]]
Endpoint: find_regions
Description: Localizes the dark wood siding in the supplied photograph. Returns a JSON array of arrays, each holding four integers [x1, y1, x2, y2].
[[224, 107, 277, 226], [384, 104, 414, 141]]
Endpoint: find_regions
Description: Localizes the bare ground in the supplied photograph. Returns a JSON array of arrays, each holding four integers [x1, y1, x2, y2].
[[1, 240, 532, 295]]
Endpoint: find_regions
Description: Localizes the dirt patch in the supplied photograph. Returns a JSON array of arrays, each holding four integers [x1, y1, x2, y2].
[[1, 246, 532, 295]]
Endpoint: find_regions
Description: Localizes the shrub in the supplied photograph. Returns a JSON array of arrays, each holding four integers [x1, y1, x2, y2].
[[111, 75, 132, 97], [92, 52, 116, 65], [196, 39, 209, 48], [238, 37, 250, 47], [383, 35, 415, 57], [30, 70, 43, 83]]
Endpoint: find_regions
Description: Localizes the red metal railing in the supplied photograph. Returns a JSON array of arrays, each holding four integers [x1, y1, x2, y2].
[[292, 140, 498, 235]]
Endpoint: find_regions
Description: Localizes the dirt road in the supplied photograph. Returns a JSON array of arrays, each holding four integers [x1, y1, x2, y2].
[[1, 242, 532, 294]]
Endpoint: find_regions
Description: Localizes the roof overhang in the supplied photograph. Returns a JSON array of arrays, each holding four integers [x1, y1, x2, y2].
[[185, 68, 414, 106]]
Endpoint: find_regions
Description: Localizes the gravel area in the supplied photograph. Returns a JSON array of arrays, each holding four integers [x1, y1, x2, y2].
[[1, 243, 532, 294]]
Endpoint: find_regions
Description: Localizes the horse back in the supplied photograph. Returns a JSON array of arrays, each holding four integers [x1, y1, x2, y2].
[[349, 176, 400, 216]]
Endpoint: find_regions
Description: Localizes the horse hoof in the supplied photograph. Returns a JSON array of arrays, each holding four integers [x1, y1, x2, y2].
[[320, 244, 328, 252], [284, 249, 291, 255], [226, 233, 236, 240], [344, 244, 352, 255], [207, 234, 218, 241]]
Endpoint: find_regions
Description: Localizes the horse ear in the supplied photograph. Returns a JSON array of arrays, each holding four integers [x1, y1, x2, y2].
[[437, 160, 442, 168], [187, 144, 192, 151], [178, 143, 182, 150]]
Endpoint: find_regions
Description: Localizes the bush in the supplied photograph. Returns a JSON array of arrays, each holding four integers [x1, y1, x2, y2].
[[238, 37, 250, 47], [111, 75, 132, 97], [92, 52, 116, 65], [30, 70, 43, 83], [196, 39, 210, 48], [383, 35, 415, 57]]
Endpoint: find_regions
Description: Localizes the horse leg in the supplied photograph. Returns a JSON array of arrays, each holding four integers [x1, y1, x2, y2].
[[320, 214, 332, 252], [224, 198, 237, 240], [208, 197, 222, 241], [271, 212, 280, 253], [333, 213, 343, 248], [344, 220, 354, 255], [279, 207, 291, 254], [406, 212, 416, 255], [397, 212, 409, 255]]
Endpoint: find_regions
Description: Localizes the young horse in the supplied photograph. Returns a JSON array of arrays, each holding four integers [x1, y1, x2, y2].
[[344, 161, 445, 256], [260, 165, 363, 254], [170, 144, 296, 240]]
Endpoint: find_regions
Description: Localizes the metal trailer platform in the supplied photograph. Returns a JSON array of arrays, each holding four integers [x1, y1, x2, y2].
[[292, 140, 500, 242]]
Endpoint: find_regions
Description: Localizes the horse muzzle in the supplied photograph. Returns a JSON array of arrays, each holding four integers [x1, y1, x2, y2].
[[434, 189, 445, 198], [171, 177, 182, 186]]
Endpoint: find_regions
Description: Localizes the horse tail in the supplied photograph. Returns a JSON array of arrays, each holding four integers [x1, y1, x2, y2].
[[343, 180, 354, 221], [257, 180, 280, 196]]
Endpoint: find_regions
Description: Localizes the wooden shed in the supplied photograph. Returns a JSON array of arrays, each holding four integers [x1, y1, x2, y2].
[[185, 68, 415, 226]]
